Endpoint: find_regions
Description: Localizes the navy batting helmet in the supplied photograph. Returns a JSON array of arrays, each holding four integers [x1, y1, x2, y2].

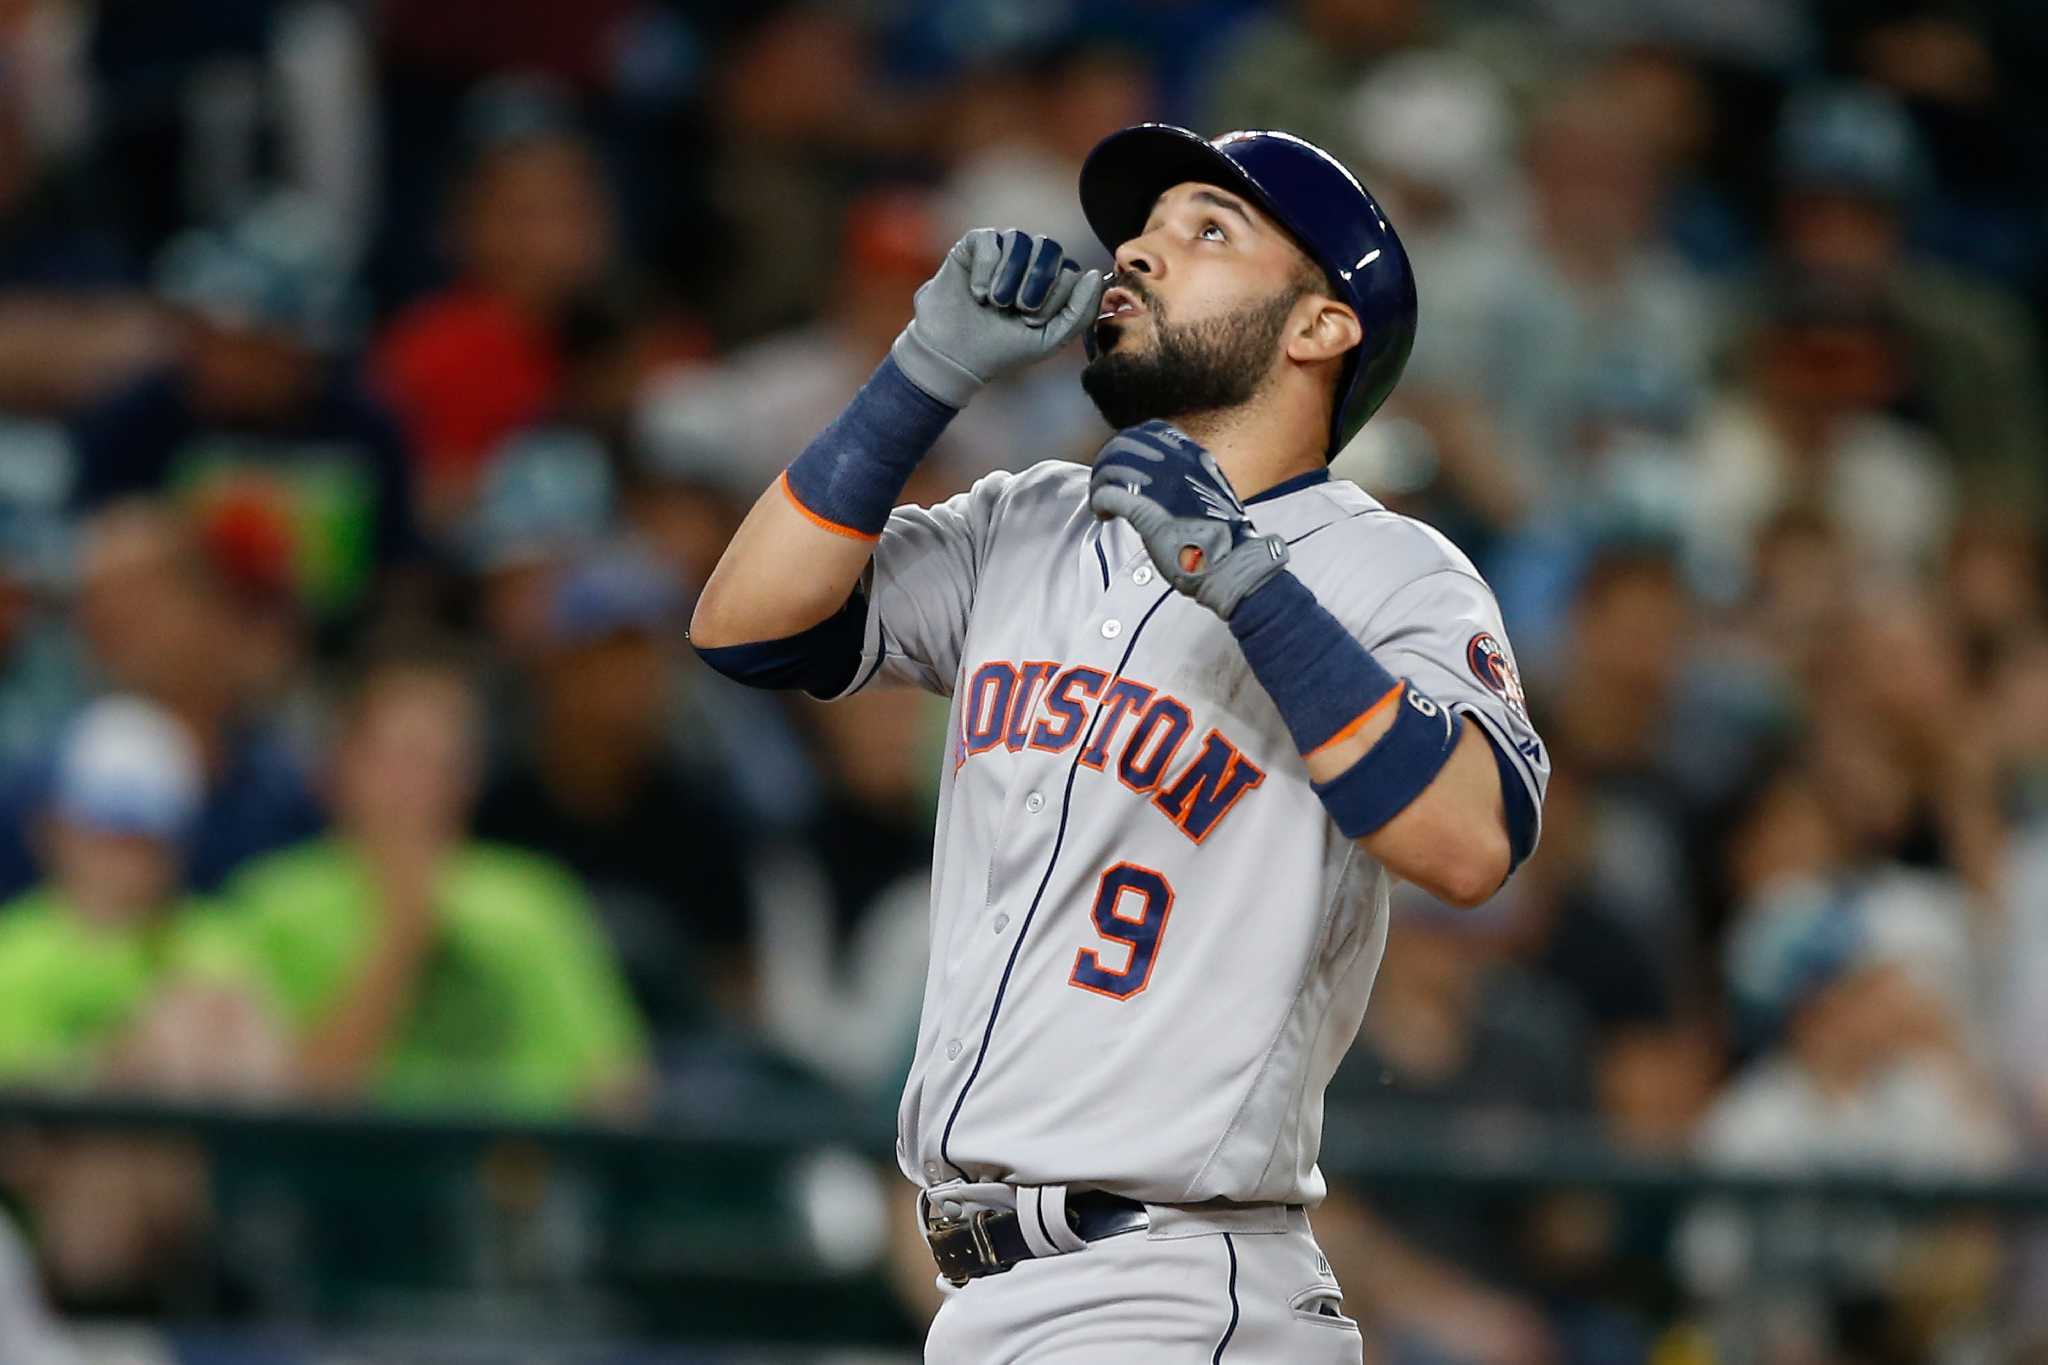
[[1078, 124, 1417, 458]]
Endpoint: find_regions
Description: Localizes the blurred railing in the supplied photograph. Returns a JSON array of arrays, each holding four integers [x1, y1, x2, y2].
[[4, 1092, 2044, 1351]]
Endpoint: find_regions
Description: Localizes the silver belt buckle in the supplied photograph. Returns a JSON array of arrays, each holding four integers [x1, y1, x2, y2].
[[925, 1203, 1004, 1286], [966, 1207, 999, 1269]]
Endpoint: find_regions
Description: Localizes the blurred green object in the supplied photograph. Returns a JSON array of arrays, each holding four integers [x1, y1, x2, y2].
[[0, 890, 243, 1081], [223, 841, 648, 1117]]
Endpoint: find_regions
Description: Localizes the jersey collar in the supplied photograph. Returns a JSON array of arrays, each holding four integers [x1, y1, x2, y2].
[[1245, 467, 1331, 506]]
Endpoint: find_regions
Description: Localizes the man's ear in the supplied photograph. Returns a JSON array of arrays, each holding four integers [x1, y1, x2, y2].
[[1286, 298, 1361, 365]]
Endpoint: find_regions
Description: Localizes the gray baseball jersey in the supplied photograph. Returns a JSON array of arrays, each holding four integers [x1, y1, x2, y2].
[[832, 460, 1547, 1207]]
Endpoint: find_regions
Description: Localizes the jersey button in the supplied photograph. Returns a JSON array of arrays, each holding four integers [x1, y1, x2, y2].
[[946, 1040, 964, 1061], [925, 1161, 940, 1179], [993, 914, 1009, 933], [1024, 791, 1044, 814], [1101, 619, 1122, 639], [1133, 565, 1154, 586]]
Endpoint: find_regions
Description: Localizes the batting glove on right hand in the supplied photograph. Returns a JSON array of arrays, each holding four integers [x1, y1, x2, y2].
[[1088, 420, 1291, 621], [891, 229, 1106, 410]]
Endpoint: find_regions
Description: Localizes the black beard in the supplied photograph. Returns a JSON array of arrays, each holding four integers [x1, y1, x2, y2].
[[1080, 286, 1299, 432]]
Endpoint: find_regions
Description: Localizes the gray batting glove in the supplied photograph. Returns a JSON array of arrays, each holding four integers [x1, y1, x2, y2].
[[891, 228, 1107, 409], [1087, 420, 1291, 621]]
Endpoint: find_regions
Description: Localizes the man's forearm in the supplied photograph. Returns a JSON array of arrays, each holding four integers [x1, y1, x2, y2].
[[690, 355, 953, 649], [1227, 571, 1510, 903], [695, 229, 1100, 654]]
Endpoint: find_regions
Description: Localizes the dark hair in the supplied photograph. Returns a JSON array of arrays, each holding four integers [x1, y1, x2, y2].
[[1571, 540, 1682, 608], [331, 630, 481, 737]]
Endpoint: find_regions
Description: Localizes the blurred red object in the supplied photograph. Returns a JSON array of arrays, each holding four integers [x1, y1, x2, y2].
[[376, 0, 633, 88], [194, 483, 299, 611], [373, 289, 562, 493], [841, 190, 940, 281]]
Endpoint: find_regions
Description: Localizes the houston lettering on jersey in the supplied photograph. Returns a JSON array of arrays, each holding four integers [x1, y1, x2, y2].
[[955, 660, 1266, 842]]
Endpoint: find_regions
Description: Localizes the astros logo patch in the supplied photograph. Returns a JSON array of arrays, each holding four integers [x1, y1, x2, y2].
[[1466, 633, 1527, 721]]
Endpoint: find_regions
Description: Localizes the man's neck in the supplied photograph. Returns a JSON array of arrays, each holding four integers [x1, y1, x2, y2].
[[1170, 400, 1325, 502]]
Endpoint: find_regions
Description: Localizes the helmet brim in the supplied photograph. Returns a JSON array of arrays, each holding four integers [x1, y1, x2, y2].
[[1079, 124, 1288, 263]]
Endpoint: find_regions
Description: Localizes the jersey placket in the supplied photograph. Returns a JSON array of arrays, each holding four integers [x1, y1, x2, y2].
[[923, 529, 1172, 1181]]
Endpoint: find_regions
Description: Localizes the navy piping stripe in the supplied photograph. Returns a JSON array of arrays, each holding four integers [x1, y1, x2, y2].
[[938, 587, 1175, 1177], [1212, 1233, 1240, 1363], [1094, 534, 1110, 591], [1033, 1191, 1055, 1251], [1284, 507, 1377, 548]]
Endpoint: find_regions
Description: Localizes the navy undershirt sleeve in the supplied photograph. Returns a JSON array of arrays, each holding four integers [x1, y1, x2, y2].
[[1481, 724, 1538, 873], [691, 590, 870, 700]]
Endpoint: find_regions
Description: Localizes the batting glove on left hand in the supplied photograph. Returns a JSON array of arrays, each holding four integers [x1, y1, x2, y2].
[[891, 229, 1105, 409], [1087, 421, 1290, 621]]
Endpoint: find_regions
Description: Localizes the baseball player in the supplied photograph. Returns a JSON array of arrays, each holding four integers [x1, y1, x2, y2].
[[692, 124, 1547, 1363]]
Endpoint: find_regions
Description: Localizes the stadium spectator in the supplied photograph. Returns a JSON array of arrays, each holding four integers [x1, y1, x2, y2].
[[1708, 775, 2006, 1174], [0, 449, 84, 770], [1768, 82, 2046, 506], [635, 189, 948, 493], [0, 0, 164, 417], [461, 429, 614, 664], [225, 648, 649, 1117], [1827, 587, 2007, 903], [0, 697, 287, 1309], [1400, 74, 1717, 545], [372, 78, 618, 531], [1320, 900, 1590, 1365], [1988, 627, 2048, 834], [70, 195, 420, 630], [1341, 49, 1519, 271], [0, 696, 279, 1088], [1945, 511, 2045, 667], [638, 189, 1097, 495], [0, 501, 324, 898], [748, 689, 937, 1103], [85, 0, 377, 269], [0, 1, 126, 293], [1690, 878, 2010, 1360], [1197, 0, 1422, 172], [1688, 270, 1955, 591], [1529, 545, 1713, 1013], [936, 42, 1153, 267], [475, 549, 753, 1044], [2002, 818, 2048, 1143], [699, 7, 930, 341]]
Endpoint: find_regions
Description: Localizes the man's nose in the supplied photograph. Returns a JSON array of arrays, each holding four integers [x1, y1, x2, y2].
[[1113, 238, 1157, 278]]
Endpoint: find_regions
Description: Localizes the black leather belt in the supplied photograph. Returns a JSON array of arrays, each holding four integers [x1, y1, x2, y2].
[[925, 1190, 1149, 1285]]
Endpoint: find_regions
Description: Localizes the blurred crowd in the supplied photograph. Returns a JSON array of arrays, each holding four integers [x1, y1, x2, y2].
[[0, 0, 2042, 1361]]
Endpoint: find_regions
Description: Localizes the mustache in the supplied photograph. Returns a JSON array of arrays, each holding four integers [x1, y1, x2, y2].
[[1105, 270, 1159, 313]]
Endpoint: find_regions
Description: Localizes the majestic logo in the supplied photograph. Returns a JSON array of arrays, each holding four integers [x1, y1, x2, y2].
[[1466, 633, 1527, 721]]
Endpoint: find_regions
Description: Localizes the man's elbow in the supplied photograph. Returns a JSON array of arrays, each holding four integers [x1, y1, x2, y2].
[[1406, 821, 1512, 909], [687, 594, 734, 650], [689, 581, 771, 651]]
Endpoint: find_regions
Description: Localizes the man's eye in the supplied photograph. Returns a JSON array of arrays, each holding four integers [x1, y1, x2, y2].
[[1200, 222, 1227, 242]]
